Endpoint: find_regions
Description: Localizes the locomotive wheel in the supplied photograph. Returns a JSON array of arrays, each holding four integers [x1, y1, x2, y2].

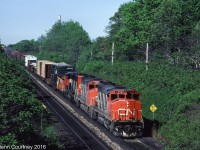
[[90, 108, 97, 120], [137, 130, 143, 137], [109, 121, 114, 132], [75, 100, 80, 107], [104, 119, 111, 130]]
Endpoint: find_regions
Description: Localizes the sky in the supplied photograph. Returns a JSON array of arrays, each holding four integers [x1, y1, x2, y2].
[[0, 0, 131, 45]]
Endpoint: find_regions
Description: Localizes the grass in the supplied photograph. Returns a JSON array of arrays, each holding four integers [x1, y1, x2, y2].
[[76, 60, 200, 149]]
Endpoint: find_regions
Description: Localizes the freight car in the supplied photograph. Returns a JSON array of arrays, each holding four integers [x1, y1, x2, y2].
[[10, 51, 36, 70], [12, 50, 26, 60], [25, 55, 37, 67], [24, 55, 37, 73], [37, 60, 55, 84]]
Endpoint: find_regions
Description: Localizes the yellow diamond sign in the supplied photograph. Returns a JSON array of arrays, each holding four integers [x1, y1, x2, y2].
[[150, 104, 157, 112]]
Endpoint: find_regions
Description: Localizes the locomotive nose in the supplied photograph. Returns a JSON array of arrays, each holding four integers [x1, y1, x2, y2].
[[126, 102, 129, 107]]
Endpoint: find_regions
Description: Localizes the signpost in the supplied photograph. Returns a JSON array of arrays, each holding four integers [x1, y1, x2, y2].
[[150, 104, 157, 120], [111, 42, 114, 66]]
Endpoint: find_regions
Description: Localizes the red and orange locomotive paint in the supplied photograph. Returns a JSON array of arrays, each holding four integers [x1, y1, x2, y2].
[[62, 73, 143, 137]]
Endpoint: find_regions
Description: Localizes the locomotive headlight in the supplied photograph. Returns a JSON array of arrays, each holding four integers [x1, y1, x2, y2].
[[126, 102, 129, 107]]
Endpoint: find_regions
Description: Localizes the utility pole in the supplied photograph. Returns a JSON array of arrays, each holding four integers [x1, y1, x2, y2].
[[90, 50, 93, 61], [58, 15, 64, 61], [146, 42, 149, 70], [111, 42, 115, 66], [58, 15, 61, 24]]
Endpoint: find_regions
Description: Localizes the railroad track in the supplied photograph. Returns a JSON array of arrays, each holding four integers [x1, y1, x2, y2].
[[31, 74, 110, 150], [122, 137, 163, 150]]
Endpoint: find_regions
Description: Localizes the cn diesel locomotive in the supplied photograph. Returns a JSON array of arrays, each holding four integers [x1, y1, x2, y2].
[[10, 50, 144, 137]]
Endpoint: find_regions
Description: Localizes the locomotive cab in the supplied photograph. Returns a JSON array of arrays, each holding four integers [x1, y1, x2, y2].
[[108, 89, 142, 121], [108, 89, 143, 137], [57, 72, 77, 99], [51, 62, 74, 89], [97, 82, 144, 137], [74, 74, 101, 115]]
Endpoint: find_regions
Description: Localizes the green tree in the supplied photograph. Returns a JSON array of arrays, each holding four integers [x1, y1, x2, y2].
[[0, 52, 59, 148], [0, 43, 4, 53], [91, 37, 112, 61], [9, 39, 39, 53], [152, 0, 182, 61], [39, 20, 91, 66], [107, 0, 162, 61]]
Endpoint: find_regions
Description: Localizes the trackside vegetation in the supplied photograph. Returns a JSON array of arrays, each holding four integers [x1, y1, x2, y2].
[[0, 46, 60, 148]]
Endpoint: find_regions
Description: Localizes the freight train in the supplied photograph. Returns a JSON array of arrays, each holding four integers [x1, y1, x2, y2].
[[9, 49, 144, 137]]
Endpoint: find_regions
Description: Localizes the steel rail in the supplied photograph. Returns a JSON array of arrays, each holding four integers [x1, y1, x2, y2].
[[35, 88, 92, 150], [31, 74, 110, 150]]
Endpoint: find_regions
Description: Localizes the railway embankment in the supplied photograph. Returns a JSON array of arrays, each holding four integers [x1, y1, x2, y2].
[[77, 60, 200, 149]]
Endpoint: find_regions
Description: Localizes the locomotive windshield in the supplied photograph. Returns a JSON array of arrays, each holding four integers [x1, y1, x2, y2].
[[133, 94, 139, 100], [126, 92, 139, 100], [89, 84, 95, 90], [126, 92, 132, 99], [119, 94, 125, 98], [110, 91, 139, 100], [111, 94, 117, 100]]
